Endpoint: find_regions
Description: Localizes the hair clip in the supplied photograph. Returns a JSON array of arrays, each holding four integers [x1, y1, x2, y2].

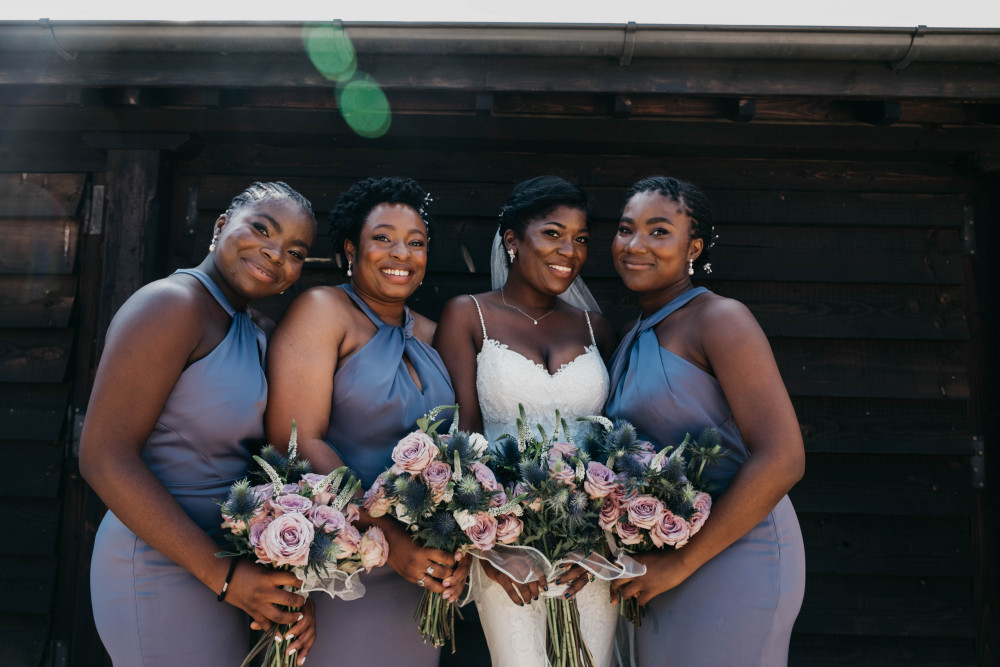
[[418, 192, 433, 216]]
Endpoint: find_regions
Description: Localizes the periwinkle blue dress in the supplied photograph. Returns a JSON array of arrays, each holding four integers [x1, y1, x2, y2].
[[606, 287, 806, 666], [309, 284, 455, 666], [91, 268, 267, 665]]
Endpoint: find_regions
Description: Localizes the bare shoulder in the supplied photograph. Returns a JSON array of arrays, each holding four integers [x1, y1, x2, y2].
[[279, 285, 354, 326], [691, 292, 765, 347], [410, 309, 438, 345], [103, 275, 208, 356], [438, 292, 489, 329]]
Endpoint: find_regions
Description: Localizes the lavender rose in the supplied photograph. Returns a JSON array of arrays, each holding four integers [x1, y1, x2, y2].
[[634, 440, 656, 465], [359, 526, 389, 572], [495, 514, 524, 545], [598, 496, 622, 531], [548, 441, 578, 464], [391, 431, 439, 475], [255, 512, 314, 567], [248, 515, 274, 547], [345, 503, 361, 525], [689, 492, 712, 535], [464, 513, 498, 550], [299, 473, 334, 505], [252, 483, 274, 503], [583, 461, 619, 498], [549, 459, 576, 486], [309, 505, 346, 534], [422, 460, 453, 503], [650, 510, 692, 548], [626, 495, 664, 530], [615, 519, 643, 546], [334, 523, 361, 558], [363, 475, 392, 518], [470, 461, 502, 492], [271, 493, 314, 516]]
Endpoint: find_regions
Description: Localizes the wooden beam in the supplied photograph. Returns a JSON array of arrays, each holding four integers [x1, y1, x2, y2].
[[0, 218, 79, 275], [0, 174, 85, 218], [0, 275, 77, 328]]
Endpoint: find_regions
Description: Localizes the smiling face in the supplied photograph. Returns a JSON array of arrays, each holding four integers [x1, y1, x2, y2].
[[612, 190, 703, 297], [344, 202, 428, 303], [505, 205, 589, 297], [212, 197, 315, 302]]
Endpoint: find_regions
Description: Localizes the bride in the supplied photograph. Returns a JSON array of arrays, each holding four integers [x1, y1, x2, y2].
[[434, 176, 618, 666]]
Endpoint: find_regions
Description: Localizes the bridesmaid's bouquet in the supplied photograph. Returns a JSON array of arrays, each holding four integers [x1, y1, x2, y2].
[[488, 406, 644, 667], [580, 416, 725, 626], [363, 405, 523, 653], [218, 422, 388, 667]]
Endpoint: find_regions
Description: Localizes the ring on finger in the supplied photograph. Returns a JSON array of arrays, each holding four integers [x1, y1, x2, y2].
[[588, 574, 596, 583], [417, 575, 426, 587], [426, 565, 435, 575]]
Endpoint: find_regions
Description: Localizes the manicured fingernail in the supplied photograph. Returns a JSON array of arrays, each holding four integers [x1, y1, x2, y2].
[[553, 579, 561, 585], [443, 592, 451, 601], [542, 585, 549, 591], [564, 591, 571, 599], [299, 658, 307, 666], [288, 647, 297, 656], [285, 634, 295, 641], [443, 579, 451, 587], [274, 634, 283, 643], [297, 614, 304, 621]]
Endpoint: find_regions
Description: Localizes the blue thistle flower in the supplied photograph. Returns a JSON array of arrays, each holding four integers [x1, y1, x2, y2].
[[454, 476, 483, 509], [617, 454, 647, 481], [445, 431, 472, 460], [309, 532, 334, 567], [291, 459, 312, 481], [568, 491, 589, 519], [399, 478, 429, 511], [429, 510, 458, 542], [220, 479, 261, 521], [520, 459, 547, 487]]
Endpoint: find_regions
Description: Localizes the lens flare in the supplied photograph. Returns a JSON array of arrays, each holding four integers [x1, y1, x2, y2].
[[338, 77, 392, 138], [303, 23, 357, 82]]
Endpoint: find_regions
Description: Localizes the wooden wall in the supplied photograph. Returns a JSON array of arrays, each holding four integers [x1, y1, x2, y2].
[[0, 45, 997, 666]]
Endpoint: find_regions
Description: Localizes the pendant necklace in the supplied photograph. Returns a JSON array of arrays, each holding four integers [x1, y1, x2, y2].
[[500, 286, 556, 325]]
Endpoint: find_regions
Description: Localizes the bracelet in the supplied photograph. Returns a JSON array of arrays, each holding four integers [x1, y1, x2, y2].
[[217, 558, 239, 602]]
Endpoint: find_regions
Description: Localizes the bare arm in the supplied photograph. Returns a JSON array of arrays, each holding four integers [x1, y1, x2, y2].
[[265, 288, 347, 473], [80, 283, 305, 628], [433, 296, 485, 434], [611, 299, 804, 604]]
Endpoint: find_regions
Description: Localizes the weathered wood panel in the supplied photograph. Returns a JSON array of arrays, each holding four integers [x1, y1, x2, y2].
[[789, 635, 977, 667], [0, 441, 62, 498], [0, 498, 60, 556], [0, 329, 72, 383], [795, 574, 976, 637], [0, 555, 57, 614], [0, 218, 79, 275], [0, 132, 107, 173], [790, 454, 973, 516], [0, 275, 77, 328], [0, 383, 69, 440], [0, 173, 85, 218]]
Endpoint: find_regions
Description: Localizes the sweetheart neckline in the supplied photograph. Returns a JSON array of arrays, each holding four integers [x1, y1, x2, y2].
[[479, 337, 603, 380]]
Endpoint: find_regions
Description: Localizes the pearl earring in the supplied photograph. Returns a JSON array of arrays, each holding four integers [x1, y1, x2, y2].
[[347, 259, 353, 277], [507, 247, 516, 263], [688, 259, 695, 276], [209, 232, 219, 253]]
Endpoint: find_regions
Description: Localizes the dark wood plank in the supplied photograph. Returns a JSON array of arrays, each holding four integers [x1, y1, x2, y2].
[[0, 218, 79, 275], [790, 454, 973, 516], [0, 555, 58, 614], [0, 383, 69, 440], [795, 573, 976, 637], [799, 512, 974, 576], [789, 634, 977, 667], [0, 614, 52, 667], [0, 132, 107, 173], [0, 498, 60, 555], [0, 328, 73, 383], [0, 173, 85, 217], [0, 440, 62, 498], [793, 397, 974, 455], [0, 275, 77, 328]]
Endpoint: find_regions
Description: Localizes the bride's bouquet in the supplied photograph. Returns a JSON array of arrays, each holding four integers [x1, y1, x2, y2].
[[363, 405, 523, 653], [580, 416, 725, 626], [487, 406, 644, 667], [218, 422, 388, 667]]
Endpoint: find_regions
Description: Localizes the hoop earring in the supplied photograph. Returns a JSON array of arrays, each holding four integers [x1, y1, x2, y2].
[[347, 259, 353, 277], [209, 232, 219, 253], [507, 247, 516, 264], [688, 259, 695, 276]]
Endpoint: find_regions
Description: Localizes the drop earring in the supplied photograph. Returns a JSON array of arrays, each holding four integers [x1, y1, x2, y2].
[[507, 247, 516, 264], [688, 259, 695, 276], [347, 259, 353, 277], [209, 232, 219, 253]]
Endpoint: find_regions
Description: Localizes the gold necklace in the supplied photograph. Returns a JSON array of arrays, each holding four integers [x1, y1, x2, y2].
[[500, 287, 556, 325]]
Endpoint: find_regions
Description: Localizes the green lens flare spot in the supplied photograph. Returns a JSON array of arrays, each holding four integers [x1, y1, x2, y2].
[[339, 78, 392, 138], [303, 23, 357, 82]]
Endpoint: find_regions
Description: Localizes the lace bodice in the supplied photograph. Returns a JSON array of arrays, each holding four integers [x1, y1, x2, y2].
[[470, 295, 610, 445]]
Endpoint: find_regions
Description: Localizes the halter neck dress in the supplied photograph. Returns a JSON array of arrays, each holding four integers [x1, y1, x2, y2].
[[90, 268, 267, 665], [605, 287, 806, 666], [467, 295, 617, 667], [307, 284, 455, 666]]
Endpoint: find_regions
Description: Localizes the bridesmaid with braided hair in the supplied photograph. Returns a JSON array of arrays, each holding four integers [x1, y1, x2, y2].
[[606, 176, 806, 666], [83, 182, 318, 665]]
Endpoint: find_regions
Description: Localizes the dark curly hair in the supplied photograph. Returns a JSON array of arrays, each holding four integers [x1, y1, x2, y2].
[[225, 181, 316, 227], [624, 176, 715, 273], [497, 175, 589, 242], [328, 177, 434, 272]]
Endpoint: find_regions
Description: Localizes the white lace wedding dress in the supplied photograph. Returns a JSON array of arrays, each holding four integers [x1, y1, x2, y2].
[[467, 295, 616, 667]]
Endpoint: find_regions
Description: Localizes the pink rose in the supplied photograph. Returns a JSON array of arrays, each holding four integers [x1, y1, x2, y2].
[[271, 493, 313, 516], [689, 492, 712, 535], [421, 460, 453, 503], [627, 495, 664, 530], [345, 503, 361, 525], [490, 490, 509, 508], [548, 441, 578, 465], [650, 510, 691, 548], [359, 526, 389, 572], [299, 473, 334, 505], [583, 462, 619, 499], [391, 431, 439, 475], [615, 520, 643, 546], [470, 461, 502, 492], [464, 513, 498, 550], [252, 483, 274, 503], [363, 475, 392, 518], [221, 514, 247, 533], [281, 483, 301, 495], [549, 459, 576, 486], [334, 523, 361, 558], [248, 515, 274, 547], [309, 505, 346, 534], [634, 441, 656, 465], [598, 496, 622, 531], [255, 512, 314, 567], [495, 514, 523, 545]]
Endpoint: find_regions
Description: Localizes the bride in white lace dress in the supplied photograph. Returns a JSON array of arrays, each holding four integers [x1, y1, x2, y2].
[[434, 176, 618, 667]]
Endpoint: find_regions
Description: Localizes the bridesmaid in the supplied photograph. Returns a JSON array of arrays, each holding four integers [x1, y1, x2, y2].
[[265, 177, 458, 666], [82, 182, 318, 665], [606, 176, 806, 665]]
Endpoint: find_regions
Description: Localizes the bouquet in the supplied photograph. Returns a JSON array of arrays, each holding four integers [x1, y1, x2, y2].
[[488, 407, 644, 667], [218, 422, 389, 667], [580, 415, 725, 626]]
